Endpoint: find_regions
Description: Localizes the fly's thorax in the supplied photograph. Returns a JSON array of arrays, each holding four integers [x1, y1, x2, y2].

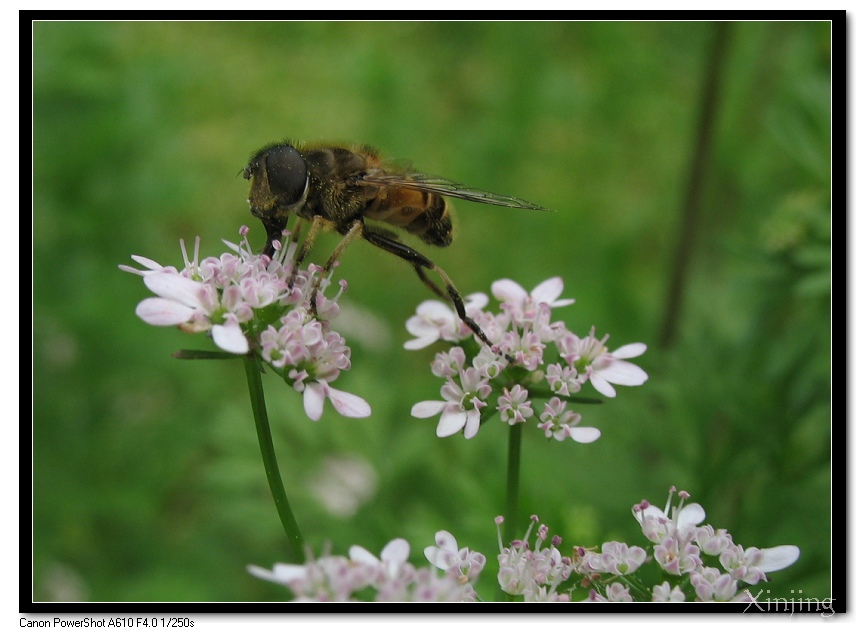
[[298, 147, 376, 225]]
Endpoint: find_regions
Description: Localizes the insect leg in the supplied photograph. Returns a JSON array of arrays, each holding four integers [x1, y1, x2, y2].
[[323, 219, 364, 273], [361, 225, 449, 300], [413, 266, 449, 300], [307, 219, 365, 317], [296, 216, 327, 266], [282, 217, 306, 290], [289, 216, 305, 249], [360, 228, 498, 352], [289, 215, 333, 295]]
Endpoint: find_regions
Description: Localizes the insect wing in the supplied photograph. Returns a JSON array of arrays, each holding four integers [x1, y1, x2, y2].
[[358, 172, 551, 211]]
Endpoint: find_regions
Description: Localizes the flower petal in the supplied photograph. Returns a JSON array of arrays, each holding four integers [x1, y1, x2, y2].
[[381, 538, 410, 565], [403, 332, 442, 350], [303, 383, 326, 421], [531, 277, 570, 306], [436, 410, 467, 437], [463, 408, 481, 439], [491, 279, 528, 303], [405, 317, 438, 338], [411, 400, 446, 418], [612, 342, 647, 359], [325, 385, 372, 418], [425, 541, 458, 571], [211, 322, 249, 354], [143, 272, 207, 307], [568, 426, 601, 443], [246, 563, 306, 584], [348, 545, 378, 565], [589, 374, 617, 398], [415, 299, 456, 320], [677, 503, 706, 528], [433, 530, 458, 553], [757, 545, 800, 572], [130, 255, 169, 271], [464, 292, 490, 311], [634, 504, 666, 523], [596, 361, 648, 387], [424, 545, 449, 569], [135, 297, 195, 326]]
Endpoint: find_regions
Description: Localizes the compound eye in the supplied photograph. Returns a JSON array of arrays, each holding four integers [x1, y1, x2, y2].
[[264, 144, 308, 203]]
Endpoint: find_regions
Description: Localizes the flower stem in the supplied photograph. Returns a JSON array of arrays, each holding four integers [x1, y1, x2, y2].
[[504, 422, 523, 541], [243, 354, 305, 563]]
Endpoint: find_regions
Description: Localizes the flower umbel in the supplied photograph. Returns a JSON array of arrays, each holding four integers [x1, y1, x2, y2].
[[249, 488, 800, 602], [573, 486, 800, 602], [121, 228, 370, 420], [407, 277, 646, 440], [249, 534, 483, 602], [495, 515, 573, 601]]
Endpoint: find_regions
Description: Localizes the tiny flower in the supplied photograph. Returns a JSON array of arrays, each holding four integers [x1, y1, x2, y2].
[[496, 516, 573, 601], [138, 272, 218, 329], [471, 346, 507, 379], [653, 536, 702, 575], [538, 397, 600, 443], [587, 582, 633, 602], [719, 544, 800, 585], [530, 587, 570, 602], [135, 271, 251, 354], [349, 538, 411, 580], [498, 329, 545, 370], [424, 530, 486, 583], [492, 276, 574, 330], [694, 525, 735, 556], [302, 382, 371, 422], [690, 566, 738, 601], [403, 293, 488, 350], [652, 581, 686, 602], [497, 385, 533, 425], [596, 541, 647, 575], [411, 368, 491, 439], [545, 363, 582, 397], [589, 341, 649, 397], [248, 555, 372, 602], [431, 347, 467, 378], [633, 487, 705, 543], [557, 327, 648, 397]]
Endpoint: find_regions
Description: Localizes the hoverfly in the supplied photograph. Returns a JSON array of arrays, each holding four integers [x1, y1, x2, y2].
[[242, 141, 549, 351]]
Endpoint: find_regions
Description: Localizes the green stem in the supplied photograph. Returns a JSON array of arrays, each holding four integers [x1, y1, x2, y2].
[[500, 422, 524, 602], [504, 422, 523, 541], [243, 354, 305, 563]]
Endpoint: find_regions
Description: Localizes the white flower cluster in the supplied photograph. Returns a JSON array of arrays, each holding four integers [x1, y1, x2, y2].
[[248, 531, 484, 602], [249, 488, 799, 602], [407, 277, 648, 439], [496, 515, 574, 601], [120, 229, 370, 421], [578, 487, 801, 602]]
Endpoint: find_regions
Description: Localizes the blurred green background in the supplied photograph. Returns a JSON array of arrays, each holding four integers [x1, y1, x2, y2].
[[33, 21, 831, 602]]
